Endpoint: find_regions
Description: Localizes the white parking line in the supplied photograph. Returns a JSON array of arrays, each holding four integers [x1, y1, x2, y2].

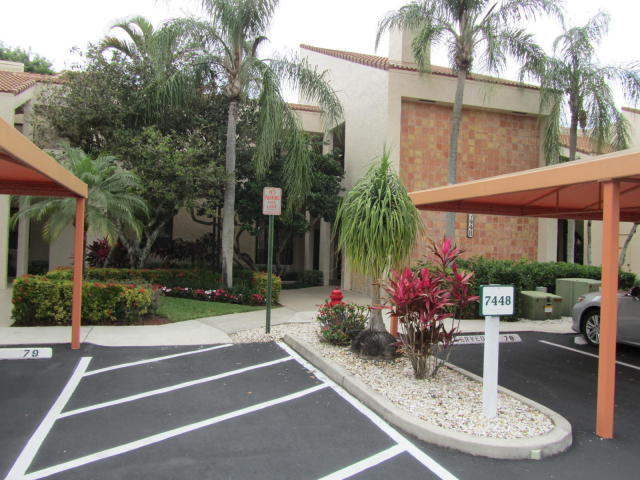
[[60, 356, 294, 418], [277, 342, 459, 480], [83, 344, 233, 376], [21, 384, 329, 480], [316, 445, 405, 480], [5, 357, 92, 480], [539, 340, 640, 371]]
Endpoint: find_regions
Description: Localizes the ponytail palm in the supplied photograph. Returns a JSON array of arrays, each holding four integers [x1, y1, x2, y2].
[[376, 0, 561, 240], [185, 0, 343, 287], [11, 149, 148, 244], [334, 150, 423, 331]]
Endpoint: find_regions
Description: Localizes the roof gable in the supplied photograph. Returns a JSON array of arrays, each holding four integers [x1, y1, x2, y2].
[[300, 44, 537, 90]]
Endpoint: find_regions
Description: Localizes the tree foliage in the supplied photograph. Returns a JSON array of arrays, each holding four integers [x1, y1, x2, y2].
[[0, 42, 54, 74], [181, 0, 343, 286], [11, 149, 147, 244], [521, 11, 640, 163], [33, 20, 231, 267], [236, 136, 344, 273]]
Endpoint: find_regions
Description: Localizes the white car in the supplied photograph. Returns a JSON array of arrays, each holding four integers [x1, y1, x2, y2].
[[571, 287, 640, 347]]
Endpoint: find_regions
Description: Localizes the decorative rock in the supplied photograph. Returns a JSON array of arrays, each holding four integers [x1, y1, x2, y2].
[[231, 323, 554, 439]]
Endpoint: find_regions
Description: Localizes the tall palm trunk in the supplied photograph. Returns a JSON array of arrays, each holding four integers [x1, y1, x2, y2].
[[566, 111, 579, 263], [221, 100, 239, 287], [620, 223, 639, 268], [446, 70, 467, 240]]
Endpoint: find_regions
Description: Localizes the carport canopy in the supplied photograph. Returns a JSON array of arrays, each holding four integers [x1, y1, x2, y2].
[[0, 117, 88, 349], [409, 148, 640, 439]]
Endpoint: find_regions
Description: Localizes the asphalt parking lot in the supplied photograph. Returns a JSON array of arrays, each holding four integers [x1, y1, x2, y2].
[[435, 331, 640, 479], [3, 333, 640, 480], [1, 342, 451, 480]]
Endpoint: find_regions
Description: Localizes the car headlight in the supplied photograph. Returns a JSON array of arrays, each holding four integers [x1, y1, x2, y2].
[[577, 295, 586, 303]]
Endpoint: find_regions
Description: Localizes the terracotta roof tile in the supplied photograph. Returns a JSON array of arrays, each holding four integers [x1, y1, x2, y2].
[[0, 71, 64, 95], [300, 44, 537, 90], [288, 103, 322, 113], [559, 132, 615, 155]]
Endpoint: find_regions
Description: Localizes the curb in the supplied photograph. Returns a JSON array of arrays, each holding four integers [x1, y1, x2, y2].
[[283, 334, 572, 460]]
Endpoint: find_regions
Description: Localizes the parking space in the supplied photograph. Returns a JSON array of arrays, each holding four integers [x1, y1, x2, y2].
[[1, 342, 453, 480], [433, 331, 640, 480]]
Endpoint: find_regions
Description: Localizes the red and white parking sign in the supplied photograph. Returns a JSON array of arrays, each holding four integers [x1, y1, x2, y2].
[[262, 187, 282, 215]]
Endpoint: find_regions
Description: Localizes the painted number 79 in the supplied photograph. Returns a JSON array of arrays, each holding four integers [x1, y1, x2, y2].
[[23, 349, 40, 358], [484, 295, 512, 306]]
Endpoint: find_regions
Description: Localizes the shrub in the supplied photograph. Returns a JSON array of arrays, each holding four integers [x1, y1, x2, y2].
[[425, 257, 637, 318], [317, 302, 368, 345], [159, 286, 266, 306], [251, 271, 281, 303], [47, 267, 222, 289], [12, 275, 154, 326], [387, 239, 478, 379]]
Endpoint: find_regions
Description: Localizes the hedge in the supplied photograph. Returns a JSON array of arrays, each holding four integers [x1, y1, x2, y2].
[[12, 275, 154, 326], [46, 268, 221, 289], [46, 268, 281, 304], [451, 258, 636, 318]]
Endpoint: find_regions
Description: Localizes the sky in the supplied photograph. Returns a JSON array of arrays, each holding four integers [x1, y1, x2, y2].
[[1, 0, 638, 104]]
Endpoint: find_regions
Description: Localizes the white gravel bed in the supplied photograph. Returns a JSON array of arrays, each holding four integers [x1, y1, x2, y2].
[[231, 322, 554, 439]]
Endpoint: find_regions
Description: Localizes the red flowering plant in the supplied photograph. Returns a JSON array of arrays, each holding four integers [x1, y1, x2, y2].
[[385, 238, 478, 379]]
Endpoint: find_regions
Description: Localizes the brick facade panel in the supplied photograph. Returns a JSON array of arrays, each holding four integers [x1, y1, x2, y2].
[[401, 101, 539, 262]]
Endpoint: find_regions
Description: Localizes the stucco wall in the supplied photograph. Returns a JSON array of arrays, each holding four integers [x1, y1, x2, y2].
[[300, 49, 390, 190], [400, 100, 540, 261]]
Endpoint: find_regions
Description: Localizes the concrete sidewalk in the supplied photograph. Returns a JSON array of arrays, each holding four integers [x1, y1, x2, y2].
[[0, 286, 573, 347]]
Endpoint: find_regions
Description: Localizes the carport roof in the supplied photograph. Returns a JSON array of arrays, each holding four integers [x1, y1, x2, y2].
[[409, 148, 640, 222], [0, 117, 87, 198]]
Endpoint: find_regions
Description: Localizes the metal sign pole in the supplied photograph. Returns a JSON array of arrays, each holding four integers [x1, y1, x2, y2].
[[482, 315, 500, 418], [266, 214, 274, 334], [262, 186, 281, 334]]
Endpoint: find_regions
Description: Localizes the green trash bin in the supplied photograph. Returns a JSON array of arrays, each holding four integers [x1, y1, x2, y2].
[[555, 278, 601, 316], [519, 291, 563, 320]]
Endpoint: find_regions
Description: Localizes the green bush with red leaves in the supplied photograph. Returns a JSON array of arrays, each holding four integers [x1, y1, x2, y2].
[[12, 275, 154, 326]]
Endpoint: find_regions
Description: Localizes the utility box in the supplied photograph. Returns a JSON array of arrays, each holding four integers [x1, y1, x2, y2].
[[555, 278, 601, 316], [519, 291, 563, 320]]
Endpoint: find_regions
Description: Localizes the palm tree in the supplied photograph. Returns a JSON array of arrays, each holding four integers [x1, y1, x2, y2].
[[376, 0, 562, 240], [520, 11, 640, 263], [334, 149, 423, 353], [184, 0, 343, 287], [11, 149, 148, 249], [100, 16, 201, 129]]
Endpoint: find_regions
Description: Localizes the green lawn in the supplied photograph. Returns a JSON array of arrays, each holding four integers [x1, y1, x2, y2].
[[156, 296, 266, 323]]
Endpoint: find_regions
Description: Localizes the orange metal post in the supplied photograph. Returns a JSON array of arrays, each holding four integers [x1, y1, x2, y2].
[[71, 197, 85, 350], [596, 180, 620, 438]]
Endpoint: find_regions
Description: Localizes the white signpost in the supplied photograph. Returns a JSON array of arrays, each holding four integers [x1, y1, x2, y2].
[[262, 187, 282, 333], [479, 284, 515, 418]]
